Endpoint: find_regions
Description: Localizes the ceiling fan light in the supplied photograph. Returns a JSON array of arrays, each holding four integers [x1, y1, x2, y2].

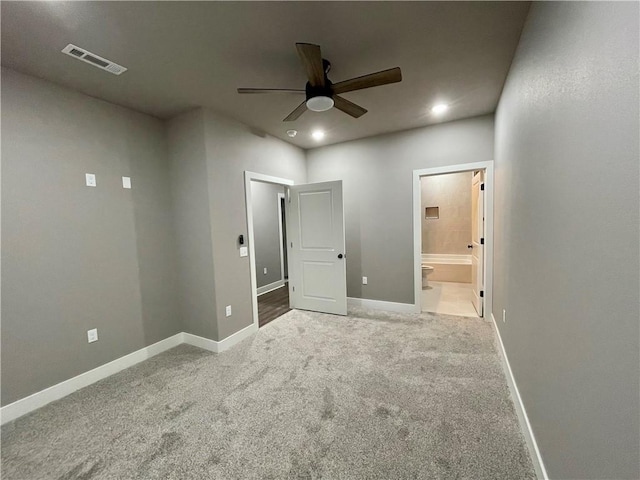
[[306, 96, 334, 112]]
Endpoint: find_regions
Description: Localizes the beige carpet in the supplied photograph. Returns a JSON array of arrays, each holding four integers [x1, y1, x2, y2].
[[1, 307, 535, 479]]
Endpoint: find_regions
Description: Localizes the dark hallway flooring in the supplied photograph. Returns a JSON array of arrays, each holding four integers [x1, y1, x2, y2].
[[258, 284, 290, 327]]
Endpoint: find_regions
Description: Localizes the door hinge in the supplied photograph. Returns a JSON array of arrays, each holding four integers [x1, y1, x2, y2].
[[480, 183, 485, 191], [290, 242, 293, 248], [287, 188, 291, 203], [480, 290, 484, 298], [480, 237, 484, 245], [292, 286, 295, 292]]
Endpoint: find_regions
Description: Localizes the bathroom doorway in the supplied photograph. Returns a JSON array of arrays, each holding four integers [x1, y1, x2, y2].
[[412, 161, 494, 318]]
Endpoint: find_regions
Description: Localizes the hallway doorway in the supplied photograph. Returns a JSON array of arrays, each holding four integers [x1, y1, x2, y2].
[[245, 172, 293, 329], [245, 173, 348, 329], [256, 191, 290, 328], [248, 178, 289, 328]]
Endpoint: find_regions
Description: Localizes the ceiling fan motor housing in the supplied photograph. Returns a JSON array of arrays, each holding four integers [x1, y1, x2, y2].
[[305, 79, 333, 101], [305, 57, 332, 101]]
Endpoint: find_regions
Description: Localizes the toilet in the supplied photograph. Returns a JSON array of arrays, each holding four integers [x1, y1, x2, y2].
[[422, 264, 435, 289]]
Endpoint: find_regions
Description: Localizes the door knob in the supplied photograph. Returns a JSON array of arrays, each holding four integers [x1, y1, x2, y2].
[[467, 244, 473, 249], [338, 254, 344, 259]]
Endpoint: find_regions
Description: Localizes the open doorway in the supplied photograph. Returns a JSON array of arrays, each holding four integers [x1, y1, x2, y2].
[[412, 161, 494, 318], [245, 172, 294, 330], [250, 181, 290, 327], [245, 172, 348, 329], [418, 170, 482, 317]]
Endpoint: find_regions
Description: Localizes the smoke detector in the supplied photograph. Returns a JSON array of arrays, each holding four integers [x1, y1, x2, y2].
[[61, 44, 127, 75]]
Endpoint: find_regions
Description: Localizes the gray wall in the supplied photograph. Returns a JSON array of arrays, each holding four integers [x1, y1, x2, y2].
[[493, 3, 640, 479], [251, 181, 285, 289], [167, 109, 218, 340], [306, 115, 494, 304], [203, 109, 306, 340], [1, 68, 180, 406], [166, 108, 306, 341]]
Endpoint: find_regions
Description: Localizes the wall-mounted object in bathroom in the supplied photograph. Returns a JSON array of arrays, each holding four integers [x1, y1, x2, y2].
[[425, 206, 439, 219]]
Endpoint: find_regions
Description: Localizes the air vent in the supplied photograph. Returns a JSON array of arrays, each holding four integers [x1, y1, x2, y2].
[[61, 44, 127, 75]]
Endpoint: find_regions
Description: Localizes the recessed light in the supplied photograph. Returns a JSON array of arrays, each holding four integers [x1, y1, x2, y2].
[[312, 130, 325, 141], [286, 129, 297, 137], [431, 103, 449, 115]]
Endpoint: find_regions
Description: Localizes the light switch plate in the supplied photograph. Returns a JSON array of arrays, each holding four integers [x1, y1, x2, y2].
[[122, 176, 131, 189], [225, 305, 232, 317], [362, 276, 368, 285], [239, 246, 248, 257], [85, 173, 96, 187], [263, 267, 267, 274], [87, 328, 98, 343]]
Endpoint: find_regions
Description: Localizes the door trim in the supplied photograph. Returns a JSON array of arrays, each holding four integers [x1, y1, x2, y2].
[[244, 171, 294, 330], [412, 161, 494, 319], [277, 192, 286, 283]]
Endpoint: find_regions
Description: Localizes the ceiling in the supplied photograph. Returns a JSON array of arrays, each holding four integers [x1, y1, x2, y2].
[[1, 1, 530, 149]]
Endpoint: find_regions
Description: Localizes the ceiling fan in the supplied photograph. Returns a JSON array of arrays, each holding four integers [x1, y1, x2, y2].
[[237, 43, 402, 122]]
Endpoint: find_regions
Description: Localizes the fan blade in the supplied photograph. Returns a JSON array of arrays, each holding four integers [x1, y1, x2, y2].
[[331, 67, 402, 94], [296, 43, 325, 88], [237, 88, 305, 94], [333, 95, 367, 118], [283, 100, 308, 122]]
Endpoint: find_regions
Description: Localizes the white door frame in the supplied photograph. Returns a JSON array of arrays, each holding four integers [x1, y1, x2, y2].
[[277, 192, 286, 283], [412, 161, 494, 319], [244, 171, 294, 329]]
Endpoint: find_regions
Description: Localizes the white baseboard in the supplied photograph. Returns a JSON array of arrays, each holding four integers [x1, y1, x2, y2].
[[180, 323, 259, 354], [217, 323, 258, 352], [257, 279, 286, 296], [181, 332, 218, 352], [0, 333, 183, 425], [347, 297, 419, 313], [491, 313, 548, 480]]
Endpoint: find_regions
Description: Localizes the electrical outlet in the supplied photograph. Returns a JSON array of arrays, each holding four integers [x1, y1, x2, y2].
[[239, 246, 248, 257], [85, 173, 96, 187], [362, 276, 368, 285], [225, 305, 232, 317], [502, 309, 506, 323], [87, 328, 98, 343], [263, 267, 267, 275]]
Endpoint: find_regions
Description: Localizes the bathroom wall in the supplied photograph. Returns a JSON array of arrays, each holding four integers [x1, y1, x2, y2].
[[420, 171, 472, 255]]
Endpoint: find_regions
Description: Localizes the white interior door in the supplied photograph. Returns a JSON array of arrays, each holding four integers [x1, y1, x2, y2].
[[471, 171, 485, 317], [287, 181, 347, 315]]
